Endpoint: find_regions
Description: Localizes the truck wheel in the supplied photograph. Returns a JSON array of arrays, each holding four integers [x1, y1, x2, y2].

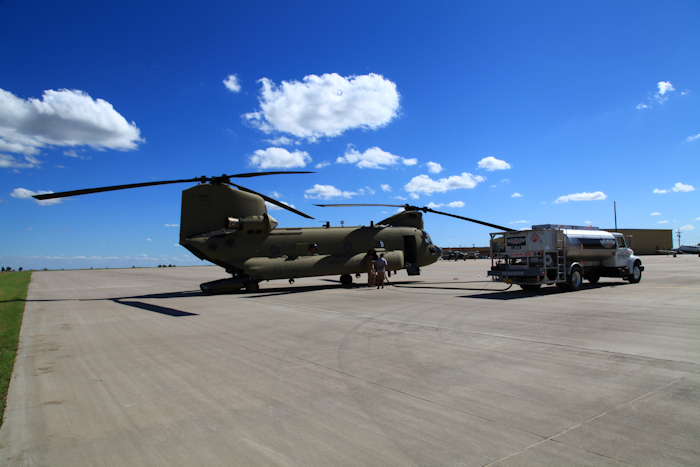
[[566, 266, 583, 291], [628, 261, 642, 283], [520, 284, 541, 292], [587, 274, 600, 284]]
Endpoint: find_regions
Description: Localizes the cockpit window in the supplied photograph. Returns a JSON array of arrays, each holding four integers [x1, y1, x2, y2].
[[424, 232, 433, 245]]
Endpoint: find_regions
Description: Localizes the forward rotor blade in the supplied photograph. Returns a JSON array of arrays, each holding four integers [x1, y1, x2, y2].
[[32, 177, 207, 200], [229, 183, 314, 219], [315, 203, 512, 231], [314, 204, 405, 208]]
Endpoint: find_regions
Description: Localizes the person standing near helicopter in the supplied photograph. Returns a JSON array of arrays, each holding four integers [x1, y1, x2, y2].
[[365, 250, 377, 287], [375, 253, 388, 289]]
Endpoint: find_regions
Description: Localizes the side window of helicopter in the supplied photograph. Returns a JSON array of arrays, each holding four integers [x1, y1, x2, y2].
[[424, 233, 433, 245]]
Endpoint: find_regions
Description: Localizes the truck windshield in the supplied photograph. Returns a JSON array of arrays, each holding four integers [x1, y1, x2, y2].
[[615, 235, 626, 248]]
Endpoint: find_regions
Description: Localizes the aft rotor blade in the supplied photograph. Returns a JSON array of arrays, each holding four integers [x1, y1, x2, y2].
[[32, 177, 207, 200], [425, 208, 512, 231], [229, 183, 314, 219], [226, 171, 314, 178], [32, 171, 315, 201]]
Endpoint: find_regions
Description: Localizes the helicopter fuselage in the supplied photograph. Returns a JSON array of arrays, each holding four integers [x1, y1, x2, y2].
[[177, 183, 441, 292], [182, 224, 440, 282]]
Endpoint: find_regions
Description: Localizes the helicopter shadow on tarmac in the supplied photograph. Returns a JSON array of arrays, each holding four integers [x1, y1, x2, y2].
[[240, 279, 421, 298], [110, 298, 199, 317], [244, 278, 516, 298], [463, 281, 627, 300], [24, 292, 202, 318]]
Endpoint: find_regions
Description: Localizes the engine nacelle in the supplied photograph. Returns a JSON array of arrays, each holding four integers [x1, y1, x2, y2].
[[226, 214, 278, 235]]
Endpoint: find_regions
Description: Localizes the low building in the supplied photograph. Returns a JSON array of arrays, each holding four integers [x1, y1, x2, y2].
[[442, 229, 673, 257], [605, 229, 673, 255]]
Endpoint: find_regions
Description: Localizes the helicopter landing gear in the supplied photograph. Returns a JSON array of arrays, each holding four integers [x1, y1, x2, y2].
[[355, 273, 361, 278], [245, 281, 260, 293], [289, 278, 295, 284], [340, 274, 353, 285]]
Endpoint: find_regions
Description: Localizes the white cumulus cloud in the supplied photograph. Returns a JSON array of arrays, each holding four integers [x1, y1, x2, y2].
[[0, 88, 144, 156], [511, 192, 522, 198], [478, 156, 511, 171], [679, 225, 694, 231], [10, 187, 61, 205], [336, 146, 414, 169], [426, 201, 465, 209], [0, 153, 41, 169], [653, 189, 667, 194], [265, 200, 296, 211], [304, 184, 357, 200], [651, 212, 661, 216], [266, 136, 298, 146], [686, 134, 700, 142], [654, 81, 676, 104], [243, 73, 400, 141], [404, 173, 485, 195], [380, 184, 391, 192], [248, 147, 311, 169], [427, 162, 443, 173], [658, 81, 675, 95], [223, 74, 241, 93], [554, 191, 607, 203], [672, 182, 695, 192]]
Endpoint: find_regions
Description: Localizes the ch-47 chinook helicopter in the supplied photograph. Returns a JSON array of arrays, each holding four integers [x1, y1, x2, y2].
[[34, 172, 512, 294]]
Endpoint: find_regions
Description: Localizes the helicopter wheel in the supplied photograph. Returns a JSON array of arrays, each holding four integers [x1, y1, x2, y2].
[[340, 274, 353, 285], [289, 278, 295, 284], [245, 282, 260, 293]]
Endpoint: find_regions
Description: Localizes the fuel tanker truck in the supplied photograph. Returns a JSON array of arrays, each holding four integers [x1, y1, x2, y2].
[[488, 224, 644, 292]]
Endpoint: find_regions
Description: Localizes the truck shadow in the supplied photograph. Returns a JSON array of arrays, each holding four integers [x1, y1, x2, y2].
[[464, 282, 627, 300]]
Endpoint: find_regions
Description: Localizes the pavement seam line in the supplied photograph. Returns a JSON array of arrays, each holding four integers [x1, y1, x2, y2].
[[483, 370, 699, 466], [246, 298, 700, 367]]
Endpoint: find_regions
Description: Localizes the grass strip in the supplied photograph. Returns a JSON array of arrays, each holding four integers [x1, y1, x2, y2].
[[0, 271, 31, 429]]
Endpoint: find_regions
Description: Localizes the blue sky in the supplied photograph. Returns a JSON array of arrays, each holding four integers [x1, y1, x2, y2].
[[1, 0, 698, 270]]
